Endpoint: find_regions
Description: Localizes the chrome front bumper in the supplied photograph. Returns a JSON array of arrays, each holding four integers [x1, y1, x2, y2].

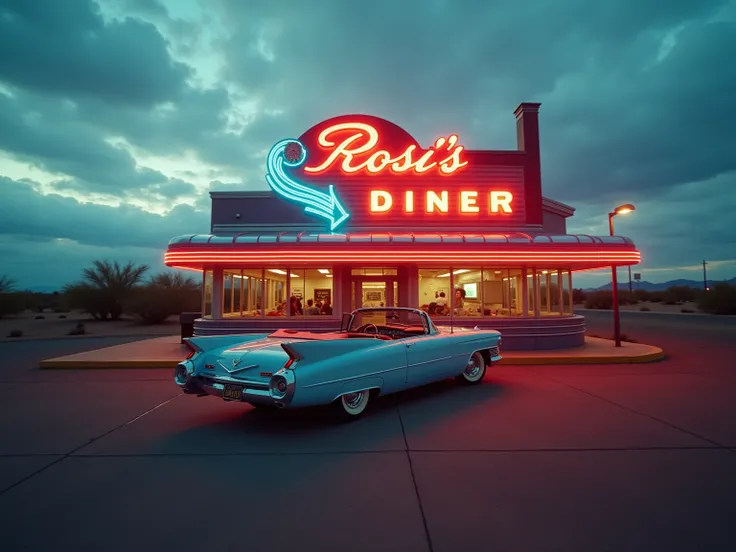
[[174, 361, 296, 407]]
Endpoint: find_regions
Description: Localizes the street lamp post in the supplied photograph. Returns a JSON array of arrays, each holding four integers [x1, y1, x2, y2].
[[608, 204, 636, 348]]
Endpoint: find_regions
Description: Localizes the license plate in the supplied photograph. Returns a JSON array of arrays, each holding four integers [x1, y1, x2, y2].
[[223, 384, 243, 401]]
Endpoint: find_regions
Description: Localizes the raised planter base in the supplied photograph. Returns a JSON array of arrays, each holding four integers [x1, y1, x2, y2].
[[193, 315, 586, 351]]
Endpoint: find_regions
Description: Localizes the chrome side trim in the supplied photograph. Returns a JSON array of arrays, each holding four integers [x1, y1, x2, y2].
[[302, 365, 405, 388]]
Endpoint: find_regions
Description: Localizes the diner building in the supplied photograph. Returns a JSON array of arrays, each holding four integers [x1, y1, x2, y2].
[[165, 103, 640, 349]]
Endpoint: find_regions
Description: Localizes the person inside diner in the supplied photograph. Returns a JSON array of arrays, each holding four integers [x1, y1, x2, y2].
[[454, 288, 467, 315], [320, 297, 333, 315], [304, 299, 321, 315], [289, 296, 303, 316]]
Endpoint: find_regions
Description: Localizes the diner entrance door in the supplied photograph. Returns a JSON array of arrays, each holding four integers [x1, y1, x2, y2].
[[351, 276, 399, 310]]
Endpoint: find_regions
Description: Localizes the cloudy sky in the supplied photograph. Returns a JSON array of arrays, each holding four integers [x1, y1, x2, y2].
[[1, 0, 734, 291]]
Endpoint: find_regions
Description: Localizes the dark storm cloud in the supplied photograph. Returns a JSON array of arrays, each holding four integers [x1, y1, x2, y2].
[[541, 19, 736, 204], [0, 177, 208, 249], [0, 0, 734, 285], [0, 0, 191, 107]]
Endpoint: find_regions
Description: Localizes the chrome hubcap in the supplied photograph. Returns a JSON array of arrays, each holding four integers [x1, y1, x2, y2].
[[343, 392, 365, 409], [465, 359, 480, 378]]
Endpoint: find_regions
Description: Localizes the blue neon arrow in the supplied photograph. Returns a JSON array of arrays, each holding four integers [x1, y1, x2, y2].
[[265, 139, 350, 232]]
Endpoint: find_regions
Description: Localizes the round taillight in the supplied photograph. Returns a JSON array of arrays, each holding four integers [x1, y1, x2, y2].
[[269, 375, 288, 399]]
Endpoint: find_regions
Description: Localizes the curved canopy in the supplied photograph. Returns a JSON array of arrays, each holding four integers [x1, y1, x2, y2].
[[165, 232, 640, 270]]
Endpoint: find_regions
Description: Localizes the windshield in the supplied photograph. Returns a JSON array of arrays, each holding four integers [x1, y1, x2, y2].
[[348, 309, 429, 333]]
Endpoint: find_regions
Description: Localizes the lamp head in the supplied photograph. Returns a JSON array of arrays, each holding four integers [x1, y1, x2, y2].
[[612, 203, 636, 216]]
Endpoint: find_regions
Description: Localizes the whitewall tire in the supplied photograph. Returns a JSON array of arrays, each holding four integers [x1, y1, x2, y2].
[[458, 351, 487, 385], [334, 390, 371, 420]]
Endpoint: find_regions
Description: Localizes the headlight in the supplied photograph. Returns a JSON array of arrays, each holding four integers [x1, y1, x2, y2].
[[269, 375, 288, 399]]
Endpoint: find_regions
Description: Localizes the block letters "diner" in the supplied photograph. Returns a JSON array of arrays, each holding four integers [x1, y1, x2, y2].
[[369, 190, 513, 215]]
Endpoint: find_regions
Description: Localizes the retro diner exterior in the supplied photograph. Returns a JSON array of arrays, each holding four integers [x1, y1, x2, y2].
[[165, 103, 640, 350]]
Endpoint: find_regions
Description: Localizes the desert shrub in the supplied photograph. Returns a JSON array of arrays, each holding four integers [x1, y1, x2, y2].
[[127, 272, 201, 324], [640, 306, 651, 311], [583, 290, 630, 309], [7, 329, 22, 338], [572, 288, 587, 304], [647, 291, 664, 303], [63, 283, 117, 320], [68, 323, 86, 335], [585, 290, 612, 309], [633, 289, 650, 302], [63, 260, 149, 320], [696, 283, 736, 315], [0, 292, 25, 318], [662, 285, 698, 305]]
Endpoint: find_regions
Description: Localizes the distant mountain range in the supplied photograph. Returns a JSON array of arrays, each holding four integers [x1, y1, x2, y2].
[[587, 277, 736, 292]]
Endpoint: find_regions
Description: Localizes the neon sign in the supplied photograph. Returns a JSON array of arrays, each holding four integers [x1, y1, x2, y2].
[[266, 114, 527, 231], [303, 122, 468, 176], [265, 139, 350, 231], [369, 190, 514, 214]]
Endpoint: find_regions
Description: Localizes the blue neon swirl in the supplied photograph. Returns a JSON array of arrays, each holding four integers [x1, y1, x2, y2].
[[265, 139, 350, 231]]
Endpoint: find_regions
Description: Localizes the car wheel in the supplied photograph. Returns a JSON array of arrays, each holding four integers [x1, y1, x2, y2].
[[457, 351, 486, 385], [334, 390, 371, 420]]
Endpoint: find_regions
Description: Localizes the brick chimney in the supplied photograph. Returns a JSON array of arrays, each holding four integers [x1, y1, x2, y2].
[[514, 102, 543, 226]]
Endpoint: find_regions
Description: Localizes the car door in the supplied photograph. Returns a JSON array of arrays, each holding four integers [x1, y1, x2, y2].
[[405, 334, 459, 387]]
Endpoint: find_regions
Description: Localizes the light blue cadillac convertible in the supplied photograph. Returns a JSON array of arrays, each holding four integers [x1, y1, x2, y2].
[[175, 307, 502, 420]]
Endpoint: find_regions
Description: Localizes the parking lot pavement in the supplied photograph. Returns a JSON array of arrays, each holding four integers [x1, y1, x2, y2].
[[1, 317, 735, 552]]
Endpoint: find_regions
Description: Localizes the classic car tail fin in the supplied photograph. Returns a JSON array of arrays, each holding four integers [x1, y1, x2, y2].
[[184, 334, 269, 353], [280, 338, 386, 366]]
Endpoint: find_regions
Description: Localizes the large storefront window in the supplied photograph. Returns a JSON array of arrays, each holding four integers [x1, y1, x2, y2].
[[264, 269, 288, 316], [203, 269, 213, 317], [419, 266, 573, 318], [290, 268, 334, 315], [223, 269, 263, 317]]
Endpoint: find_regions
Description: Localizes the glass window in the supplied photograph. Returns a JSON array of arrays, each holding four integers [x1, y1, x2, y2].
[[289, 268, 334, 316], [223, 271, 236, 316], [451, 268, 482, 317], [225, 269, 262, 317], [481, 268, 512, 318], [418, 268, 451, 318], [562, 271, 572, 314], [538, 269, 566, 316], [503, 269, 524, 316], [527, 270, 535, 316], [203, 269, 213, 317], [264, 269, 289, 317]]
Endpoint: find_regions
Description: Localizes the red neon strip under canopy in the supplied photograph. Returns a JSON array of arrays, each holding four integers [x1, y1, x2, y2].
[[164, 232, 640, 270]]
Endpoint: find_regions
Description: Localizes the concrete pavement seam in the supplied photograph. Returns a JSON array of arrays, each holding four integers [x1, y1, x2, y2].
[[0, 393, 182, 497], [397, 407, 435, 552], [54, 445, 729, 458], [539, 375, 730, 450]]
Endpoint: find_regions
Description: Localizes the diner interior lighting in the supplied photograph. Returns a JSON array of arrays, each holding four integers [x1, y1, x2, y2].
[[268, 269, 300, 277], [318, 269, 330, 274], [437, 269, 471, 277]]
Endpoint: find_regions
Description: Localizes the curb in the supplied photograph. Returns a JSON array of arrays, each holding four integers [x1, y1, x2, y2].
[[498, 347, 665, 365]]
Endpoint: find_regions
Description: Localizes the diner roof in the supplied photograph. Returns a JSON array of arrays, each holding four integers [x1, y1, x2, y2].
[[164, 232, 640, 271], [168, 232, 634, 246]]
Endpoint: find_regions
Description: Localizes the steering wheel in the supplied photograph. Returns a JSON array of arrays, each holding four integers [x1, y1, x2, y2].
[[363, 323, 379, 334]]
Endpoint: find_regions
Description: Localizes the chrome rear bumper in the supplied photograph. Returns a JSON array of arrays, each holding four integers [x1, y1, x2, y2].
[[174, 362, 294, 407]]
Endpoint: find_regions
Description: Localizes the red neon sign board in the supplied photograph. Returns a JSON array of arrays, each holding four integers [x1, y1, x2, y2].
[[294, 115, 528, 229]]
